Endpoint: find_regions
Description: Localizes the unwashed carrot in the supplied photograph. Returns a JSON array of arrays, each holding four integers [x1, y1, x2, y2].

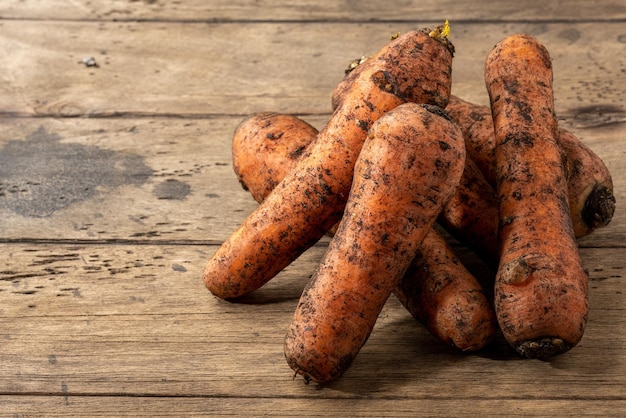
[[559, 129, 616, 237], [445, 95, 497, 185], [232, 112, 317, 203], [437, 156, 499, 262], [284, 103, 466, 384], [231, 112, 496, 352], [332, 20, 455, 110], [395, 229, 496, 351], [332, 22, 454, 110], [446, 95, 615, 238], [485, 34, 588, 359], [203, 25, 454, 299]]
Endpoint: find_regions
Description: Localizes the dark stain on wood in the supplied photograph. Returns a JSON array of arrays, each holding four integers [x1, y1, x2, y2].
[[172, 263, 187, 272], [0, 126, 153, 217], [153, 179, 191, 200], [570, 104, 625, 128]]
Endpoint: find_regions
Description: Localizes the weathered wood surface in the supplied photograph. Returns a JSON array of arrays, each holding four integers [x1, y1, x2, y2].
[[3, 397, 626, 417], [1, 0, 625, 21], [1, 246, 624, 392], [1, 20, 624, 120], [1, 0, 625, 416]]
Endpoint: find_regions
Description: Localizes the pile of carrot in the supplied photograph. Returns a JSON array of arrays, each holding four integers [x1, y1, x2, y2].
[[203, 22, 616, 385]]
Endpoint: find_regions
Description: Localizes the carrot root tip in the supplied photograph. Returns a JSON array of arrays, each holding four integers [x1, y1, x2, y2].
[[425, 20, 455, 56], [515, 337, 573, 360], [582, 184, 616, 230]]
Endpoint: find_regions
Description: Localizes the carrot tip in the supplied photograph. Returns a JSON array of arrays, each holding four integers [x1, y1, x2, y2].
[[515, 337, 573, 360], [428, 19, 450, 39], [582, 184, 616, 230], [427, 20, 455, 56], [344, 55, 370, 75]]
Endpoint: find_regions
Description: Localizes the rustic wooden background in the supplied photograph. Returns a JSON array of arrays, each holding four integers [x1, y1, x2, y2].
[[1, 1, 624, 416]]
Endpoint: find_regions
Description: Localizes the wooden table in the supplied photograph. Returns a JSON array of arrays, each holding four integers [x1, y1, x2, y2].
[[1, 1, 624, 416]]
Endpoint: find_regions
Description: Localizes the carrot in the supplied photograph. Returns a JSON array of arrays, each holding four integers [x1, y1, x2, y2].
[[437, 156, 499, 262], [560, 129, 616, 237], [332, 22, 454, 110], [284, 103, 466, 384], [445, 95, 497, 185], [232, 110, 502, 264], [336, 59, 503, 263], [485, 34, 589, 359], [203, 25, 454, 299], [394, 228, 496, 351], [231, 112, 317, 204], [446, 95, 615, 238], [231, 111, 497, 352]]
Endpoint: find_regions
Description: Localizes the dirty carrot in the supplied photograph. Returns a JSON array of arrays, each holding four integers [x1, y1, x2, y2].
[[232, 110, 502, 264], [438, 156, 500, 263], [231, 111, 496, 352], [446, 95, 615, 238], [485, 34, 589, 359], [331, 20, 455, 110], [232, 112, 318, 203], [284, 103, 466, 384], [394, 228, 496, 351], [445, 95, 497, 185], [203, 24, 454, 299], [560, 129, 616, 237]]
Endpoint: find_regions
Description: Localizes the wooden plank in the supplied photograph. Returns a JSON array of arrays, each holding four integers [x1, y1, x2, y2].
[[0, 117, 258, 242], [1, 116, 623, 245], [2, 396, 626, 417], [0, 21, 624, 119], [1, 245, 624, 400], [1, 0, 625, 22]]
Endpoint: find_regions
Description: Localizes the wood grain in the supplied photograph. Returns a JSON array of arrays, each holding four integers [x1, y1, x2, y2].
[[0, 21, 624, 119], [1, 245, 624, 399], [1, 0, 625, 21], [3, 396, 626, 417]]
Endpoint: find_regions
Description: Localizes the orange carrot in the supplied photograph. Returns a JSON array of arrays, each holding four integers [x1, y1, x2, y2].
[[437, 156, 499, 262], [203, 25, 454, 299], [485, 34, 588, 358], [332, 23, 454, 110], [445, 95, 497, 185], [232, 111, 502, 263], [446, 95, 615, 238], [232, 112, 317, 203], [284, 103, 466, 384], [231, 112, 497, 352], [560, 129, 615, 237], [394, 229, 496, 351]]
